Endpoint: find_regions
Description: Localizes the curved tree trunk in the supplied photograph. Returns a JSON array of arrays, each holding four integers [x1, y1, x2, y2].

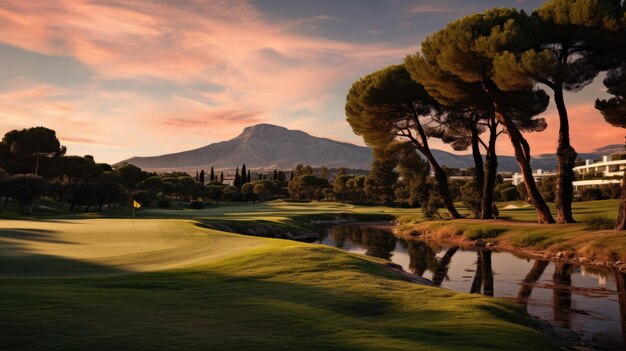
[[496, 112, 555, 223], [554, 87, 577, 223], [481, 117, 498, 219], [407, 116, 462, 219], [424, 150, 462, 219], [470, 123, 485, 215], [616, 170, 626, 230]]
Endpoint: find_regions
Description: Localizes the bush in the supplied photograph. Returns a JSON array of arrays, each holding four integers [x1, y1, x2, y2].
[[584, 215, 616, 231], [538, 176, 556, 202], [464, 227, 506, 240], [579, 188, 606, 201], [492, 204, 499, 219], [600, 183, 621, 199], [158, 198, 172, 208], [460, 181, 481, 218], [189, 200, 205, 209], [500, 187, 520, 202]]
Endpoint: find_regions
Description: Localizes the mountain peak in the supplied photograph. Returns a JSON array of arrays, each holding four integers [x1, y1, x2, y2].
[[117, 123, 372, 170], [239, 123, 292, 139]]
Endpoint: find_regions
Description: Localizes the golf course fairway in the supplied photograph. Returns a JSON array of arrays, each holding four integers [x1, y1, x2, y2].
[[0, 216, 557, 350]]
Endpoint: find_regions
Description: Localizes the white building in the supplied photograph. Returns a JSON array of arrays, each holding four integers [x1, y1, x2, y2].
[[511, 169, 557, 186], [572, 153, 626, 191]]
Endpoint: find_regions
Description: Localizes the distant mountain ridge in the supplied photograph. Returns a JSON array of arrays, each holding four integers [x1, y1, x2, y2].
[[118, 124, 373, 170], [117, 123, 623, 172]]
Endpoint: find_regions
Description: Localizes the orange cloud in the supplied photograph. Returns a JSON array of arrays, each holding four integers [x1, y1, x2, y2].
[[0, 0, 416, 163], [519, 103, 624, 155]]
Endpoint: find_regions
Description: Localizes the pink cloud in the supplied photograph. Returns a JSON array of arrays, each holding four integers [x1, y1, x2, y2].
[[425, 102, 624, 160], [522, 103, 625, 154], [409, 4, 457, 14], [0, 0, 416, 163]]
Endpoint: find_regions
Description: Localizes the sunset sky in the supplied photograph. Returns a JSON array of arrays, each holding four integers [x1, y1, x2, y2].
[[0, 0, 623, 164]]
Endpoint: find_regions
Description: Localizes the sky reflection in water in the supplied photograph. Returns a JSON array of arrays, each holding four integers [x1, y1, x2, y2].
[[317, 225, 626, 350]]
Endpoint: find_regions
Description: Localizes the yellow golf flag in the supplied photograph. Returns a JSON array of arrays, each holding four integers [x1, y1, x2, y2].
[[133, 200, 141, 208]]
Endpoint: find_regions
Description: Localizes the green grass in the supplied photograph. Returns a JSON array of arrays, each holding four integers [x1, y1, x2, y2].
[[464, 227, 507, 240], [3, 198, 621, 349], [0, 216, 556, 350], [399, 199, 626, 261], [497, 199, 620, 222], [582, 215, 617, 231]]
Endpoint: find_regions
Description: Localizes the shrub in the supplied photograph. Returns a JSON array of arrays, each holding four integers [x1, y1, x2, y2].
[[579, 188, 606, 201], [584, 215, 616, 231], [158, 198, 172, 208], [600, 183, 621, 199], [500, 187, 520, 202], [517, 183, 528, 202], [460, 181, 481, 218], [464, 227, 506, 240], [189, 200, 205, 209], [538, 176, 556, 202]]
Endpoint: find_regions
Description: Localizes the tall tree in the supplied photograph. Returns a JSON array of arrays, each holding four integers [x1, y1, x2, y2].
[[319, 166, 329, 180], [220, 171, 224, 183], [433, 109, 502, 219], [241, 164, 247, 183], [60, 156, 101, 208], [364, 148, 398, 203], [596, 63, 626, 229], [0, 127, 66, 175], [247, 170, 251, 184], [492, 0, 624, 223], [210, 167, 215, 182], [199, 170, 205, 184], [234, 166, 240, 187], [346, 64, 462, 219], [406, 8, 554, 223]]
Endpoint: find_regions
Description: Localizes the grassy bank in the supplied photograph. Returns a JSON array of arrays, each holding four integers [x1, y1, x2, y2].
[[396, 199, 626, 264], [0, 217, 555, 350], [5, 198, 624, 262]]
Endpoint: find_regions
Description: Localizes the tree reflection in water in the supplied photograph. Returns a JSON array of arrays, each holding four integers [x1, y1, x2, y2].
[[469, 250, 494, 296], [330, 226, 397, 260], [317, 226, 626, 348], [326, 227, 460, 286], [517, 260, 550, 309], [552, 262, 573, 327], [405, 241, 459, 286], [615, 271, 626, 347]]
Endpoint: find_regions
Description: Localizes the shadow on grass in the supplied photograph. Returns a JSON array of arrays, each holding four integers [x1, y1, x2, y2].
[[0, 249, 398, 351], [0, 241, 556, 351], [0, 234, 126, 278]]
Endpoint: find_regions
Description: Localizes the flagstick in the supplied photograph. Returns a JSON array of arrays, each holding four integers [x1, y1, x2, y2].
[[132, 204, 135, 229]]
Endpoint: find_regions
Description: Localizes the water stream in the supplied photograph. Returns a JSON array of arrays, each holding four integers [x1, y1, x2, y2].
[[316, 225, 626, 350]]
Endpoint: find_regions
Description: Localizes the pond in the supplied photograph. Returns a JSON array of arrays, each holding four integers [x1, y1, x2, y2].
[[316, 225, 626, 351]]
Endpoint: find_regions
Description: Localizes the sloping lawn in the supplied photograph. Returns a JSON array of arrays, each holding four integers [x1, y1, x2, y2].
[[0, 218, 555, 350]]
